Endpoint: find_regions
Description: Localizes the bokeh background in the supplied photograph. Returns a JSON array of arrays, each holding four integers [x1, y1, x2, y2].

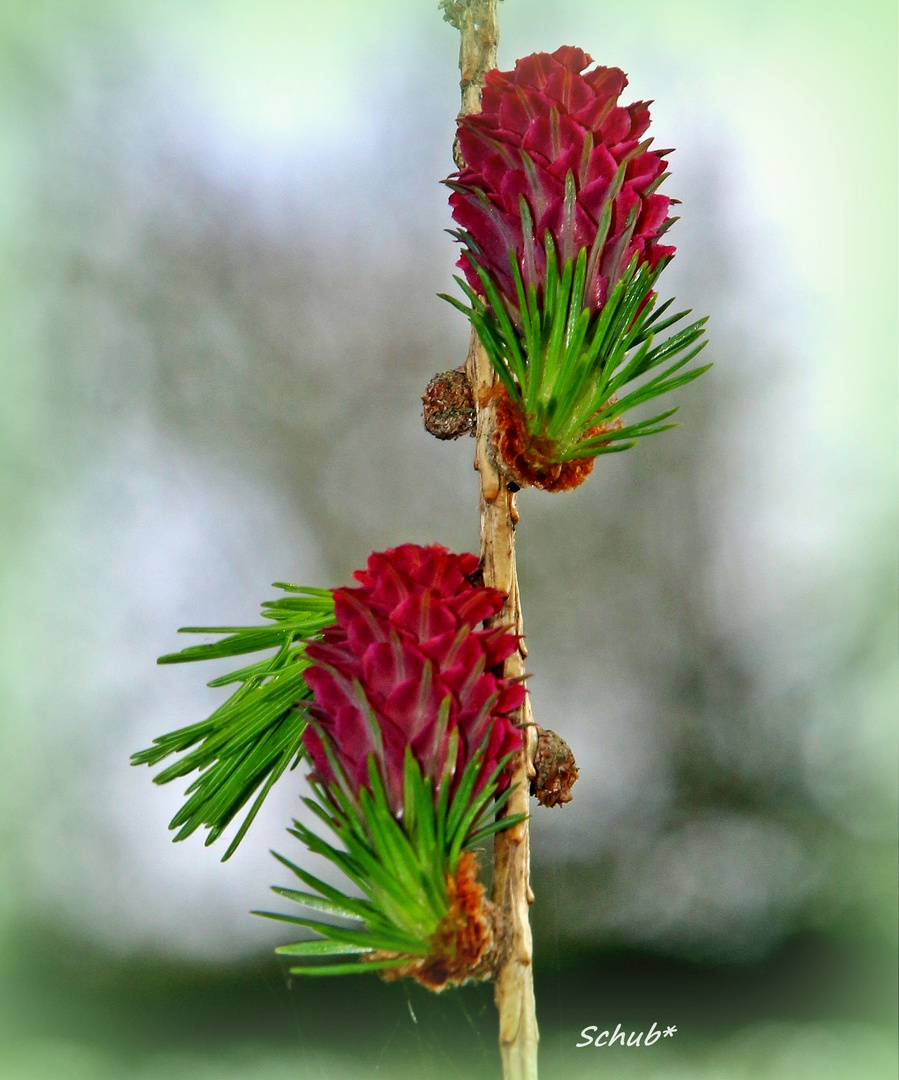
[[0, 1, 896, 1077]]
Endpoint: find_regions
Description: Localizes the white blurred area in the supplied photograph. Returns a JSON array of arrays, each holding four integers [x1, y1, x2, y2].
[[0, 0, 894, 969], [0, 425, 327, 958]]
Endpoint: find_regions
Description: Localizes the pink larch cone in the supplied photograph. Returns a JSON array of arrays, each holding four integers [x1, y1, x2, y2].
[[302, 544, 524, 814], [448, 45, 675, 320]]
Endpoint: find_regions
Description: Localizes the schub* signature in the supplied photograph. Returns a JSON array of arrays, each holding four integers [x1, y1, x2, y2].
[[577, 1022, 677, 1047]]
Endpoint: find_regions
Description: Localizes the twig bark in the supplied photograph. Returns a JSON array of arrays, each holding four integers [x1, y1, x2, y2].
[[444, 3, 539, 1077], [467, 334, 539, 1080]]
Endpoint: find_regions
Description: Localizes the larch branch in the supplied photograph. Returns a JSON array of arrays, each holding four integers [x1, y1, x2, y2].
[[447, 4, 539, 1077]]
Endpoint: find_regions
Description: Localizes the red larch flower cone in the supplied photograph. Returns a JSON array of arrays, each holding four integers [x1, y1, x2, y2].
[[442, 46, 709, 491], [449, 45, 674, 321], [302, 543, 524, 811], [263, 544, 529, 987]]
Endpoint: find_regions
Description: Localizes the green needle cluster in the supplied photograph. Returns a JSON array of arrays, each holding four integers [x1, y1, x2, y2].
[[132, 585, 336, 860], [256, 737, 524, 976], [443, 235, 710, 462]]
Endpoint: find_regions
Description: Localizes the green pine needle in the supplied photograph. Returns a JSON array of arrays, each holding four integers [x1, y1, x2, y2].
[[258, 740, 525, 977], [132, 585, 336, 860], [443, 208, 710, 467]]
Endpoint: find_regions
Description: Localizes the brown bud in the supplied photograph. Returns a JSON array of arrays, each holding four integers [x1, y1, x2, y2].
[[422, 368, 476, 440], [531, 726, 578, 807]]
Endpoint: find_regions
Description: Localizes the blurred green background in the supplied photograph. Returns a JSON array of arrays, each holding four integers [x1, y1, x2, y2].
[[0, 1, 896, 1077]]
